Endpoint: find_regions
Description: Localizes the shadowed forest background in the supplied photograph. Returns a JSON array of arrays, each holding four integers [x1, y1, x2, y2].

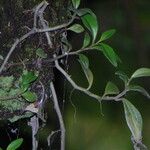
[[0, 0, 149, 149]]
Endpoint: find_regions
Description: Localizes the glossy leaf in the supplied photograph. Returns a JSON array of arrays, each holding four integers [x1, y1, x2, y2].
[[128, 85, 150, 99], [21, 71, 38, 86], [81, 13, 98, 42], [123, 99, 143, 142], [6, 138, 23, 150], [72, 0, 80, 9], [104, 81, 119, 96], [22, 91, 37, 102], [99, 29, 116, 42], [131, 68, 150, 79], [82, 32, 91, 48], [99, 43, 120, 67], [68, 24, 84, 33], [115, 71, 129, 84], [36, 48, 47, 58], [78, 54, 93, 89]]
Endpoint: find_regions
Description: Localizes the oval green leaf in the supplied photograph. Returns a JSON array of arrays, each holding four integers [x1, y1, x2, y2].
[[104, 81, 119, 96], [99, 29, 116, 42], [81, 13, 98, 43], [36, 48, 47, 58], [123, 99, 143, 142], [78, 54, 93, 89], [82, 32, 91, 48], [6, 138, 23, 150], [99, 43, 120, 67], [131, 68, 150, 79], [115, 71, 129, 84], [72, 0, 80, 9], [22, 91, 37, 102], [128, 85, 150, 99], [67, 24, 84, 33]]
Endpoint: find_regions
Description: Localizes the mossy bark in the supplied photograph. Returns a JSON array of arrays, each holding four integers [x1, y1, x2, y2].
[[0, 0, 69, 120]]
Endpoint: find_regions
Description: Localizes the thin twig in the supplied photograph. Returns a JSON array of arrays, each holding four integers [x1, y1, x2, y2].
[[28, 116, 39, 150], [50, 82, 65, 150]]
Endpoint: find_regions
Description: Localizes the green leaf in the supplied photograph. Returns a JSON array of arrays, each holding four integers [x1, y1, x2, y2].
[[81, 13, 98, 43], [115, 71, 129, 84], [82, 32, 91, 48], [36, 48, 47, 58], [6, 138, 23, 150], [72, 0, 80, 9], [99, 29, 116, 42], [123, 99, 143, 142], [104, 81, 119, 96], [131, 68, 150, 79], [0, 76, 14, 90], [67, 24, 84, 33], [22, 91, 37, 102], [128, 85, 150, 99], [0, 147, 3, 150], [21, 71, 38, 86], [99, 43, 120, 67], [78, 54, 93, 89], [75, 8, 95, 17]]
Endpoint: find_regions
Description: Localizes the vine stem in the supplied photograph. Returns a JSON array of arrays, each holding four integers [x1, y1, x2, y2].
[[28, 116, 39, 150], [50, 82, 65, 150]]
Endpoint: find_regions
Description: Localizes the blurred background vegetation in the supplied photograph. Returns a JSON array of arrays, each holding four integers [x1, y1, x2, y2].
[[66, 0, 150, 149], [0, 0, 149, 149]]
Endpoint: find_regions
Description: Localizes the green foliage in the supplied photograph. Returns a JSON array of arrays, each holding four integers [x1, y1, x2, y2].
[[36, 48, 47, 58], [123, 99, 143, 142], [68, 24, 84, 33], [72, 0, 81, 9], [128, 85, 150, 99], [22, 91, 37, 102], [78, 54, 93, 89], [131, 68, 150, 79], [82, 32, 91, 48], [98, 43, 120, 67], [99, 29, 116, 42], [81, 13, 98, 43], [115, 71, 129, 85], [6, 138, 23, 150], [104, 81, 119, 96]]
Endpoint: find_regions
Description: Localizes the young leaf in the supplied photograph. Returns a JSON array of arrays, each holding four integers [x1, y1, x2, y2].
[[131, 68, 150, 79], [99, 43, 120, 67], [115, 71, 129, 84], [22, 91, 37, 102], [36, 48, 47, 58], [6, 138, 23, 150], [104, 81, 119, 96], [78, 54, 93, 89], [99, 29, 116, 42], [72, 0, 80, 9], [67, 24, 84, 33], [81, 13, 98, 43], [128, 85, 150, 99], [123, 99, 143, 142], [82, 32, 91, 48], [21, 71, 38, 86]]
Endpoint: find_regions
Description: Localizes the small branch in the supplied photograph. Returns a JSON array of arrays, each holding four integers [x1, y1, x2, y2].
[[50, 82, 65, 150], [28, 116, 39, 150], [47, 130, 61, 147]]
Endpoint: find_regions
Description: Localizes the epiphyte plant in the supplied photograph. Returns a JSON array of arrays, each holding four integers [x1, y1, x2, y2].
[[0, 0, 149, 149]]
